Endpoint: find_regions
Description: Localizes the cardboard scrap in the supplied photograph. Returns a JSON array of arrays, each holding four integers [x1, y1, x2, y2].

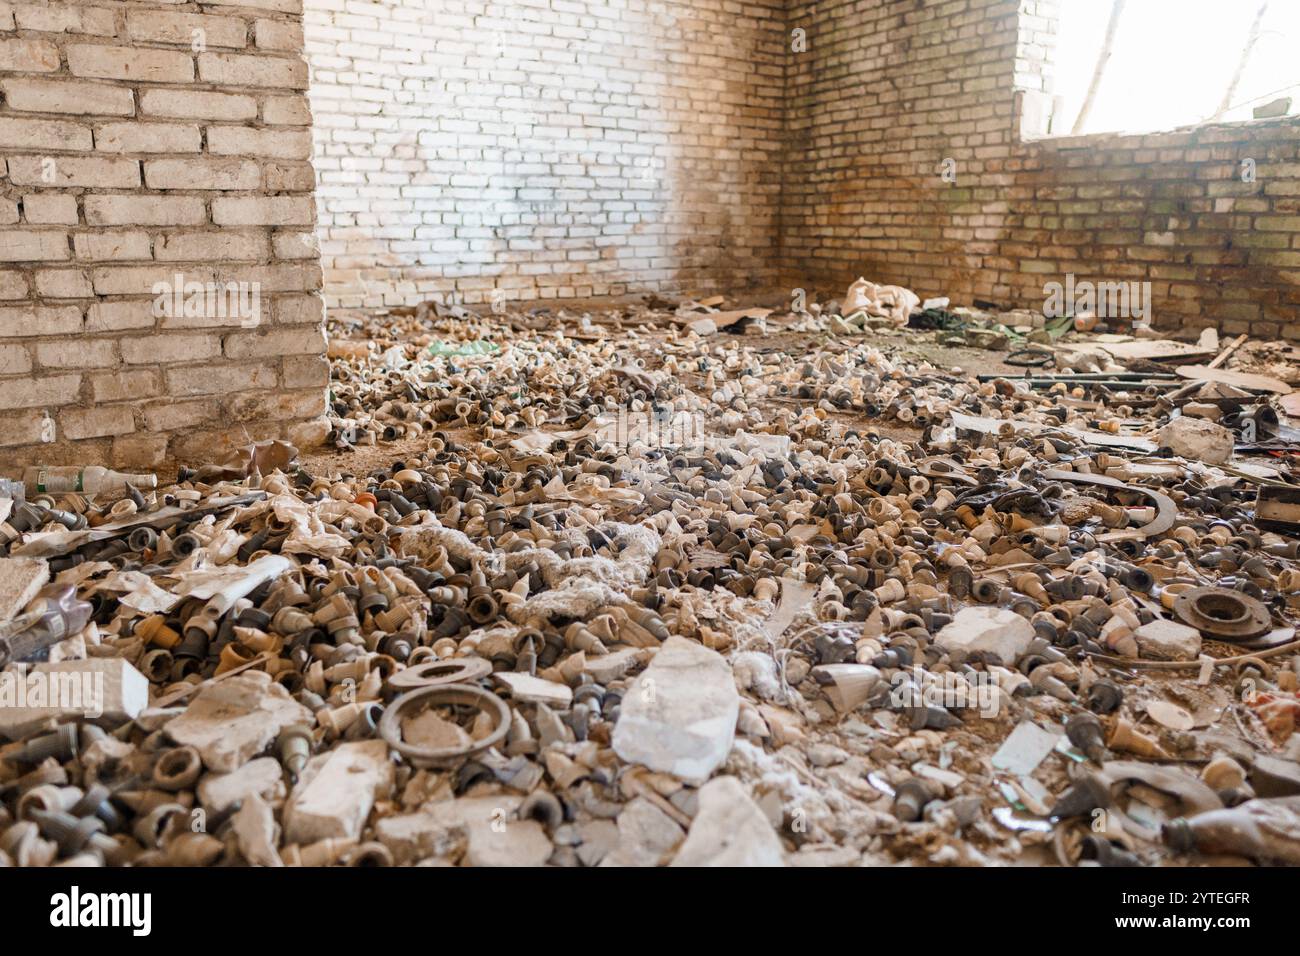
[[0, 557, 49, 625], [1175, 366, 1292, 394]]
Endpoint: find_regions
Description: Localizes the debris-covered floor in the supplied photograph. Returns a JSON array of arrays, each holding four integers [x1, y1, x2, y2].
[[5, 289, 1300, 867]]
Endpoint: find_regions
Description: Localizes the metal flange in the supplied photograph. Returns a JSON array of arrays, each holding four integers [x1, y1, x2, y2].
[[386, 657, 492, 692], [1173, 587, 1271, 641], [379, 684, 510, 767]]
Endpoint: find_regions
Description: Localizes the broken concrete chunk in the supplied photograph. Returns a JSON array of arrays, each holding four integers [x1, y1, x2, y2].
[[1159, 416, 1234, 465], [0, 557, 49, 624], [1135, 618, 1202, 662], [0, 657, 148, 741], [574, 818, 619, 867], [376, 795, 519, 865], [1249, 755, 1300, 798], [935, 607, 1034, 666], [464, 819, 553, 867], [282, 740, 393, 845], [231, 793, 283, 867], [198, 757, 286, 814], [612, 635, 739, 785], [670, 776, 785, 867], [491, 671, 573, 707], [402, 708, 473, 751], [582, 646, 648, 684], [1254, 96, 1292, 119], [165, 671, 313, 772], [600, 796, 685, 867], [374, 811, 469, 865]]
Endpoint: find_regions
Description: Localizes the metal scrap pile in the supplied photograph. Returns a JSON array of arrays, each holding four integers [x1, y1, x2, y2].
[[3, 293, 1300, 867]]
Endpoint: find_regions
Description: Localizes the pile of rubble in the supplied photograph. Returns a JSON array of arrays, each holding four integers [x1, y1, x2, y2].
[[4, 285, 1300, 867]]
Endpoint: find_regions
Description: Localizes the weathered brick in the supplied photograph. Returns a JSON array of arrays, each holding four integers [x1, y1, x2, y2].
[[95, 122, 202, 154], [0, 373, 80, 409], [67, 44, 194, 83], [204, 0, 301, 13], [34, 269, 93, 298], [0, 230, 69, 262], [225, 325, 324, 359], [61, 405, 135, 440], [121, 333, 221, 365], [282, 353, 329, 388], [7, 155, 140, 188], [228, 388, 323, 422], [125, 11, 248, 49], [262, 162, 314, 192], [207, 126, 312, 159], [253, 19, 302, 51], [271, 293, 323, 324], [85, 195, 206, 226], [14, 4, 119, 35], [0, 272, 28, 300], [263, 95, 311, 126], [91, 368, 161, 403], [37, 338, 117, 369], [144, 157, 260, 191], [0, 116, 93, 150], [197, 51, 306, 89], [227, 262, 316, 293], [74, 231, 152, 261], [165, 362, 276, 397], [272, 231, 318, 259], [22, 194, 79, 225], [0, 305, 81, 337], [111, 432, 169, 468], [0, 37, 59, 71], [86, 299, 156, 332], [212, 196, 313, 226], [0, 78, 134, 116], [139, 89, 257, 121], [0, 344, 31, 375], [92, 264, 213, 296], [0, 412, 52, 448], [144, 398, 219, 432], [155, 231, 268, 262]]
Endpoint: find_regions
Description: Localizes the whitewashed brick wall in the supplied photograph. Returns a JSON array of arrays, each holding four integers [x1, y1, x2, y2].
[[0, 0, 327, 468], [304, 0, 786, 310]]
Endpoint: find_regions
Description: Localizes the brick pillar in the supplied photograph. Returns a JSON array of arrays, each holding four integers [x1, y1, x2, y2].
[[0, 0, 328, 471]]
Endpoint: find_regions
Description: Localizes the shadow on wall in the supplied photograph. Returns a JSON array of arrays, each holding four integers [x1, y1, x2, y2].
[[303, 0, 786, 311]]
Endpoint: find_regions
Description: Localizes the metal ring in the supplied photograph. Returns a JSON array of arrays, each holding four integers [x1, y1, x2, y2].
[[1005, 347, 1054, 368], [1173, 586, 1271, 641], [386, 657, 492, 691], [378, 684, 510, 767]]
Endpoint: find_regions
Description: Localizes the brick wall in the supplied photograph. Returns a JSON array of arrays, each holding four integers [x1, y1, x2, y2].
[[304, 0, 786, 310], [782, 0, 1300, 337], [0, 0, 328, 470]]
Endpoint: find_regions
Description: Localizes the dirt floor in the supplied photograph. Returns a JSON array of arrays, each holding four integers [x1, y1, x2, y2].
[[285, 299, 1300, 866], [9, 296, 1299, 869]]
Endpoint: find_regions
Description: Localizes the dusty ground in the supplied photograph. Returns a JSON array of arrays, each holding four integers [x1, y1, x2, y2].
[[274, 302, 1300, 866]]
